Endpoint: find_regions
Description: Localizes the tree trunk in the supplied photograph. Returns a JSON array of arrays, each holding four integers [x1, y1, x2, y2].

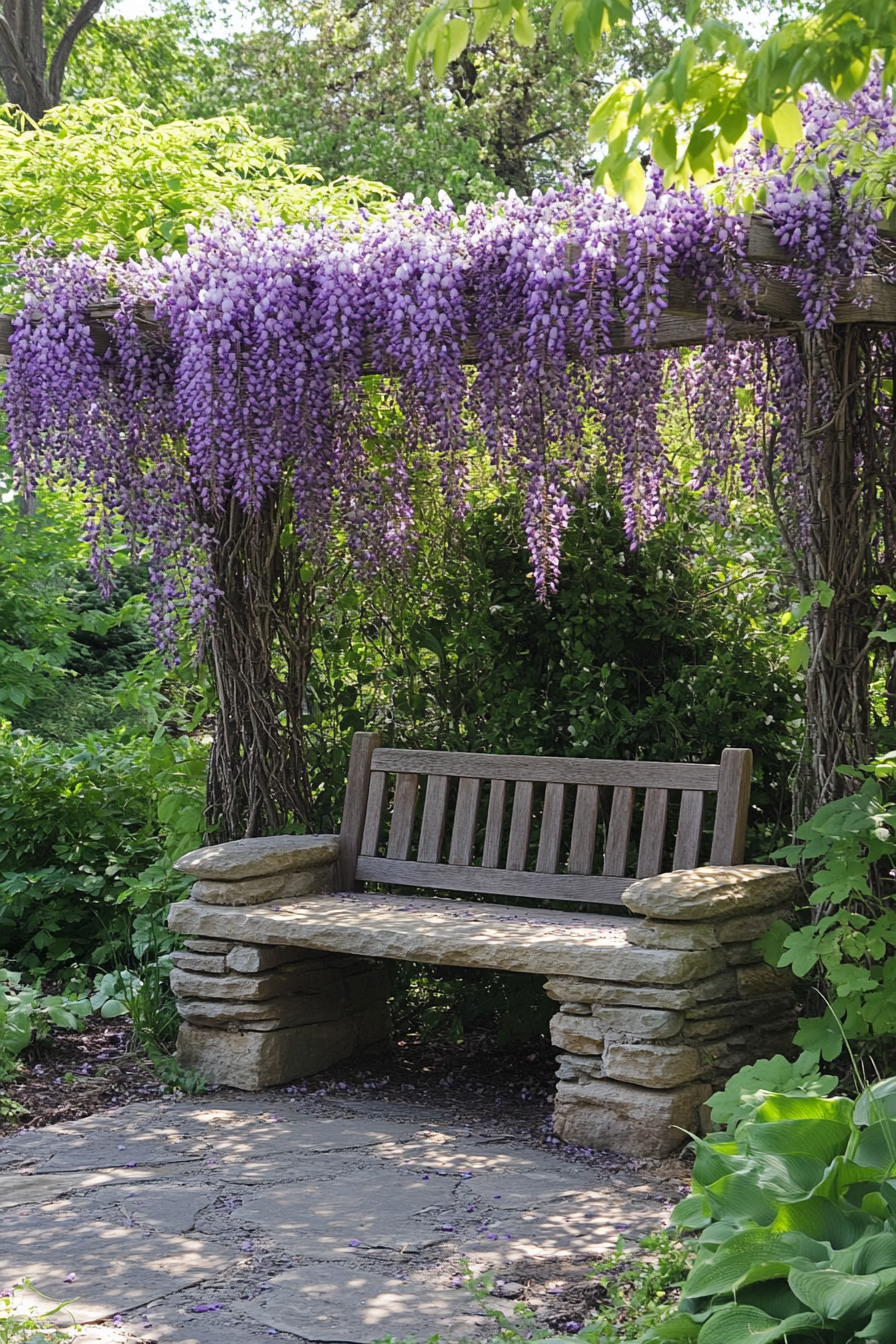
[[0, 0, 104, 121], [768, 326, 896, 818], [204, 490, 315, 841]]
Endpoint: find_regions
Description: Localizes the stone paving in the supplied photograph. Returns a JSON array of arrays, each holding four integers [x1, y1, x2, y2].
[[0, 1094, 675, 1343]]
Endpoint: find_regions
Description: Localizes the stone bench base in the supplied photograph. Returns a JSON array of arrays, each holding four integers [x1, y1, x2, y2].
[[167, 837, 799, 1152]]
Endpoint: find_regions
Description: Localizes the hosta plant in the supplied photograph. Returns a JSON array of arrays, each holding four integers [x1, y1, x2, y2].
[[636, 1076, 896, 1343]]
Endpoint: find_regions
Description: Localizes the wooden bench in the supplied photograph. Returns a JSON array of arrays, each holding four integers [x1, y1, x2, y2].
[[168, 733, 798, 1156]]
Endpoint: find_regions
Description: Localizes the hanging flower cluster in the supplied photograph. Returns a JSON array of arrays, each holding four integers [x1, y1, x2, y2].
[[4, 83, 893, 649]]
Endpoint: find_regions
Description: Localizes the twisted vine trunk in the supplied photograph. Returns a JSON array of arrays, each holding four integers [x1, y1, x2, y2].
[[204, 490, 315, 840], [768, 326, 896, 818]]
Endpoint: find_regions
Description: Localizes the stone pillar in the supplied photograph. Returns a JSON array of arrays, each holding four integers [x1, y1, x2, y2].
[[167, 835, 391, 1089], [549, 865, 797, 1158]]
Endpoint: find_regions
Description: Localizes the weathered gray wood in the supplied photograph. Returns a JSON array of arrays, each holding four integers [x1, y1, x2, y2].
[[673, 790, 705, 871], [636, 788, 669, 879], [506, 780, 534, 871], [417, 774, 449, 863], [449, 776, 481, 866], [386, 772, 419, 861], [371, 748, 720, 791], [709, 748, 752, 866], [604, 787, 635, 877], [568, 784, 599, 875], [536, 782, 566, 873], [339, 731, 381, 889], [482, 779, 507, 869], [354, 856, 633, 904], [359, 769, 388, 860]]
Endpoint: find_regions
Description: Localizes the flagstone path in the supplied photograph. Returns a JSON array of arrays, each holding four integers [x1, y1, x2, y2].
[[0, 1093, 679, 1343]]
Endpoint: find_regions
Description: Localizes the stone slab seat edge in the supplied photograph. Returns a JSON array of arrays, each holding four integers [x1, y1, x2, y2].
[[165, 832, 797, 1158]]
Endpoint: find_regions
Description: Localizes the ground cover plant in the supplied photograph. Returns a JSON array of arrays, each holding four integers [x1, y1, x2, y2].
[[630, 1074, 896, 1343]]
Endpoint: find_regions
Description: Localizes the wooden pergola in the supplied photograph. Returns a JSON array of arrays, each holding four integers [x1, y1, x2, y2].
[[2, 217, 896, 364], [2, 211, 896, 829]]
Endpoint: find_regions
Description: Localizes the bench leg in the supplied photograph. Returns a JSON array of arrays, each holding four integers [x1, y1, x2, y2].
[[170, 944, 392, 1089], [545, 963, 796, 1158]]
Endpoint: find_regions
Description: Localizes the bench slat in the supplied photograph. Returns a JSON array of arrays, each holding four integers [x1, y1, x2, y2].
[[636, 787, 669, 878], [536, 782, 566, 873], [604, 786, 635, 876], [568, 784, 599, 875], [371, 748, 720, 791], [673, 790, 705, 870], [482, 779, 506, 868], [387, 773, 419, 860], [418, 774, 449, 863], [341, 730, 381, 888], [354, 855, 633, 904], [449, 777, 481, 866], [360, 769, 388, 857], [506, 780, 534, 871], [709, 747, 752, 865]]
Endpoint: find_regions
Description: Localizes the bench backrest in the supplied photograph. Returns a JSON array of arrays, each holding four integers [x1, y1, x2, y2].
[[337, 733, 752, 905]]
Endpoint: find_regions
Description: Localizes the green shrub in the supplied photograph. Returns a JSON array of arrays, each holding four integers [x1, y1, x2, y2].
[[0, 968, 92, 1078], [310, 478, 798, 856], [763, 754, 896, 1066], [0, 722, 205, 976], [637, 1076, 896, 1343]]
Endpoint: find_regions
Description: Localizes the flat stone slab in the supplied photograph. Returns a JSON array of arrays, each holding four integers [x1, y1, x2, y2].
[[169, 892, 726, 982], [179, 1110, 420, 1161], [238, 1265, 489, 1343], [237, 1171, 457, 1254], [2, 1222, 234, 1325], [459, 1198, 663, 1265], [624, 864, 797, 921], [174, 835, 340, 882], [79, 1183, 215, 1234]]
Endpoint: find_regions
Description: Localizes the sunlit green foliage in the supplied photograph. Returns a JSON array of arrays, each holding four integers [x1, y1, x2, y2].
[[0, 99, 390, 265], [639, 1077, 896, 1344]]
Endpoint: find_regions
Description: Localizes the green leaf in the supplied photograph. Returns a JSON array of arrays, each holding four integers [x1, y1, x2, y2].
[[619, 156, 646, 213], [685, 1250, 793, 1298], [671, 1192, 712, 1228], [512, 7, 535, 45], [744, 1118, 851, 1165], [771, 1195, 871, 1249], [696, 1306, 822, 1344], [855, 1076, 896, 1126], [704, 1172, 777, 1226], [754, 919, 792, 967], [445, 16, 470, 60], [787, 1266, 879, 1322]]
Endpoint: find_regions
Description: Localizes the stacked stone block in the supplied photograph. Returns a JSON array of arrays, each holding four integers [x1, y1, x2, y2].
[[169, 835, 392, 1089], [549, 865, 797, 1156]]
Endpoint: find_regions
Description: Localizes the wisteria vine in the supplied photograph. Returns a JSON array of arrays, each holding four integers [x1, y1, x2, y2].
[[4, 81, 895, 656]]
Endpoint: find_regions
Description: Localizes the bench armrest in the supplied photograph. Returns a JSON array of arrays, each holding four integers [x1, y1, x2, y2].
[[173, 834, 339, 907], [623, 864, 798, 922]]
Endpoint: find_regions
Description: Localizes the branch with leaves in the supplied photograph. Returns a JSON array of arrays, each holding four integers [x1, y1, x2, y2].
[[409, 0, 896, 209]]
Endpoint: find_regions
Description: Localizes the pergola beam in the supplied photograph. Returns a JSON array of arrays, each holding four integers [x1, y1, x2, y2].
[[2, 215, 896, 367]]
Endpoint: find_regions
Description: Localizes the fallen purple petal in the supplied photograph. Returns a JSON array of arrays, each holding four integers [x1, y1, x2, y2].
[[63, 1273, 77, 1283], [190, 1304, 222, 1313], [348, 1239, 361, 1247]]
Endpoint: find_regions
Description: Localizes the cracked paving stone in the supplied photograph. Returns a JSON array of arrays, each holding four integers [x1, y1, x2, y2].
[[238, 1264, 490, 1343], [1, 1221, 235, 1325]]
